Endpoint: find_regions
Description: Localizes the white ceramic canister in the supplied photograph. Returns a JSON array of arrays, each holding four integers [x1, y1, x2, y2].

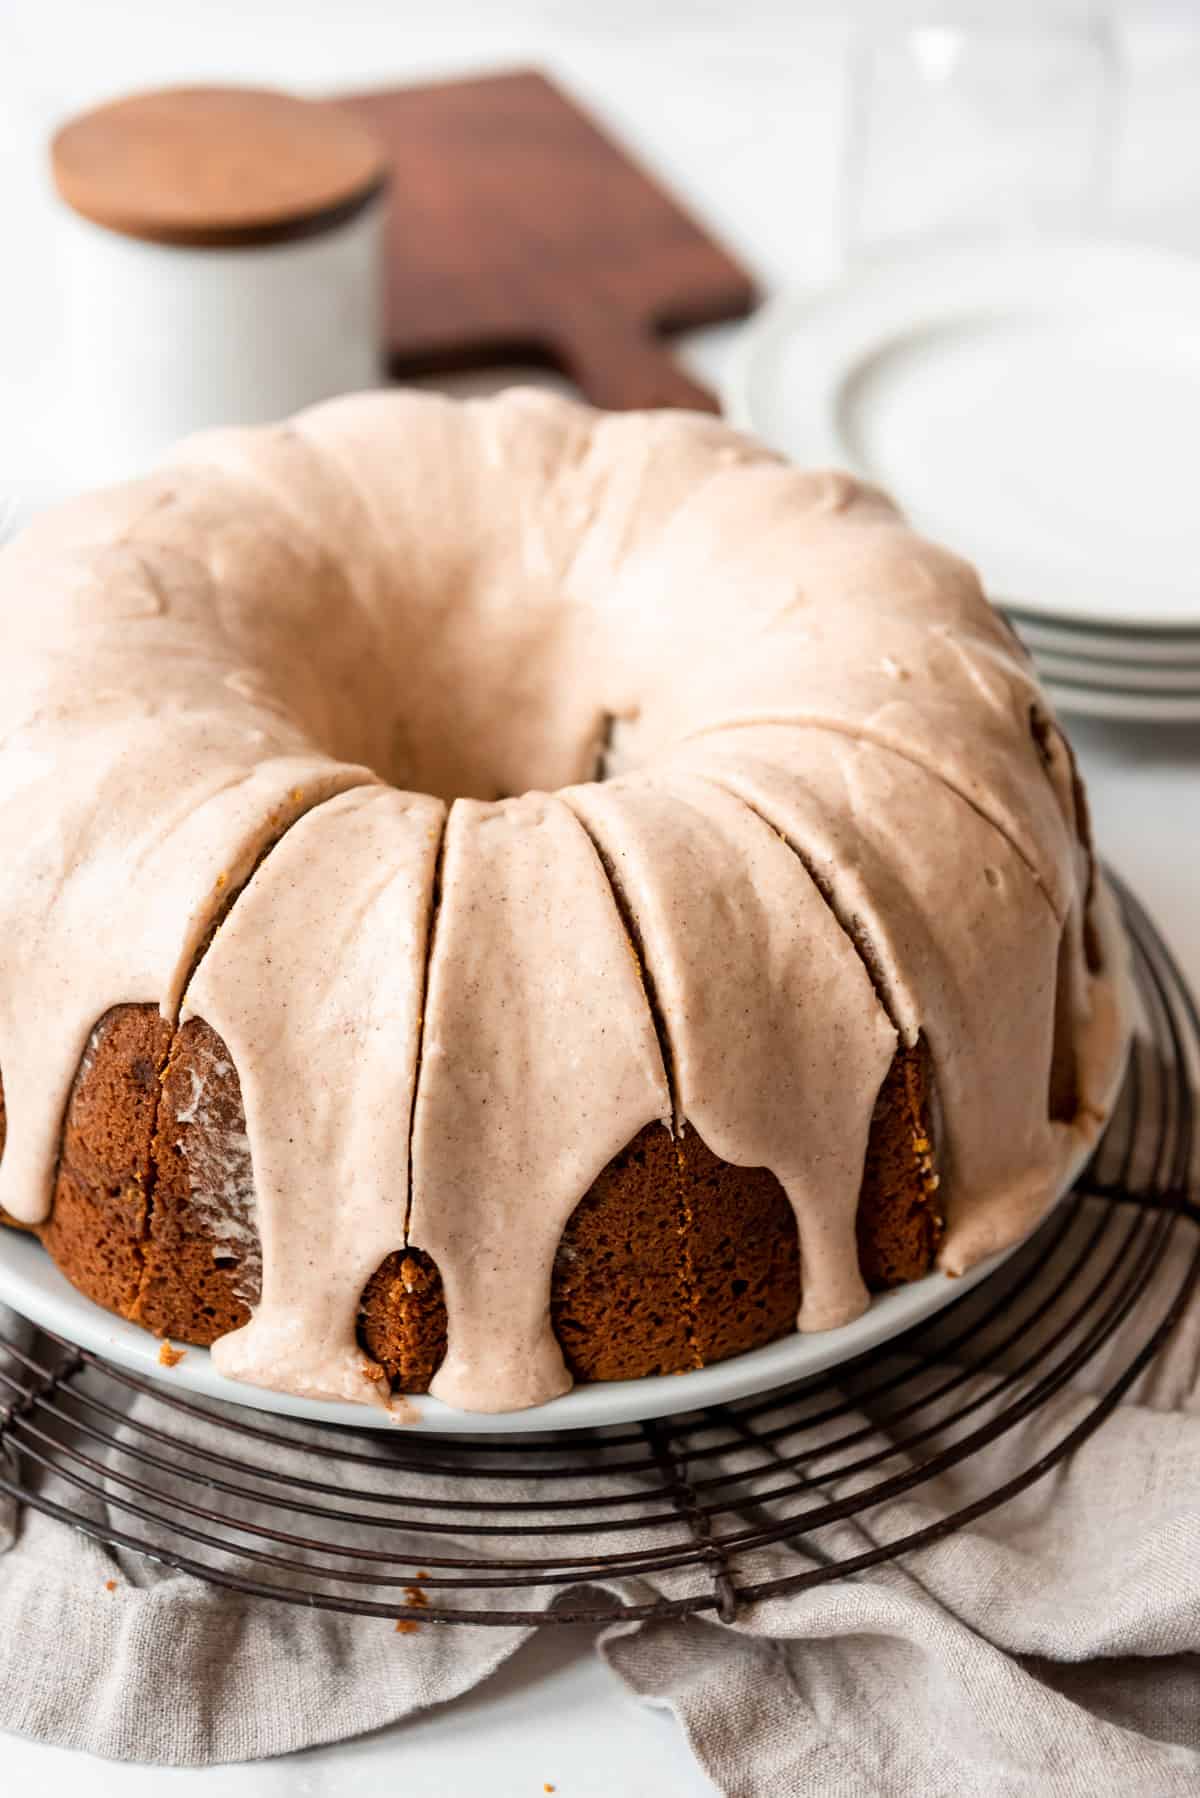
[[51, 85, 388, 489]]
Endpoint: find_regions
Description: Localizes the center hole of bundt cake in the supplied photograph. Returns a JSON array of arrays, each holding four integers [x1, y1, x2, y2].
[[379, 706, 625, 805], [334, 568, 633, 802]]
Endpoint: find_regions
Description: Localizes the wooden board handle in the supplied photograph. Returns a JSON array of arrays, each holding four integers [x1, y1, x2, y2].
[[552, 318, 721, 414]]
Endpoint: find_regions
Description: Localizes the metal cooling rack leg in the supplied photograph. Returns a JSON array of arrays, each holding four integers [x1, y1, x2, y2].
[[642, 1417, 740, 1623]]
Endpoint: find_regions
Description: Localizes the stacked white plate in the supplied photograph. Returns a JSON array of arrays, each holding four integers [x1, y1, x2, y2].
[[726, 238, 1200, 724]]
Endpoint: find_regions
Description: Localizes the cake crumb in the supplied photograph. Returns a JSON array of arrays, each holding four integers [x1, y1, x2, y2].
[[158, 1341, 186, 1368], [394, 1619, 421, 1635], [104, 1579, 117, 1592]]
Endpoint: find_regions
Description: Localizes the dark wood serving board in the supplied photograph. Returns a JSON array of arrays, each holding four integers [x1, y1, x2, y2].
[[336, 69, 758, 412]]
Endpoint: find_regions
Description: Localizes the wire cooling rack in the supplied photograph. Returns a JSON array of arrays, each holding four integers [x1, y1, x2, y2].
[[1, 873, 1197, 1628]]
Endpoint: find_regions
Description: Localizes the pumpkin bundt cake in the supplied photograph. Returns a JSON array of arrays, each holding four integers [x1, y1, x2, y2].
[[0, 390, 1125, 1413]]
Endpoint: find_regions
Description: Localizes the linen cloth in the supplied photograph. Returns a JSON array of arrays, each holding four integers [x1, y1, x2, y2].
[[2, 1125, 1199, 1793]]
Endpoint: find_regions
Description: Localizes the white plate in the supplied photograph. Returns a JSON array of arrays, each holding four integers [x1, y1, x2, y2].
[[0, 910, 1131, 1439], [728, 238, 1200, 631], [1009, 611, 1200, 666], [1042, 679, 1200, 724], [1030, 647, 1200, 695], [0, 1134, 1105, 1436]]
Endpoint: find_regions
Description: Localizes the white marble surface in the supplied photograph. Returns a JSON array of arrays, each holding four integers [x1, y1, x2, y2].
[[1, 1, 1198, 1789]]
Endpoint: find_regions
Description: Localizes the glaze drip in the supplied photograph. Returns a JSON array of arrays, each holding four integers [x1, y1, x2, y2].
[[662, 724, 1117, 1264], [563, 770, 897, 1334], [186, 785, 444, 1407], [408, 792, 671, 1412]]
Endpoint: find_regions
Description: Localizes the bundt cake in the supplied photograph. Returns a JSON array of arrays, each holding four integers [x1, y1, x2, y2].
[[0, 389, 1125, 1413]]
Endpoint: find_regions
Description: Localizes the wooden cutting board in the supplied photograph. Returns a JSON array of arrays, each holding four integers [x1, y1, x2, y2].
[[336, 69, 758, 412]]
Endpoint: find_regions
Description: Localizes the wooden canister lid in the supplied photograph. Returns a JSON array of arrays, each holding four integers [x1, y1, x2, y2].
[[51, 85, 387, 247]]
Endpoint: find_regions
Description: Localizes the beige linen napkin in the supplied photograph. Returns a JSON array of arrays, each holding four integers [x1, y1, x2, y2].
[[2, 1184, 1199, 1792]]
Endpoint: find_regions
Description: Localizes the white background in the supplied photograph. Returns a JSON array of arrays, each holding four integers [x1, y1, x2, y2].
[[2, 2, 1199, 1792]]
